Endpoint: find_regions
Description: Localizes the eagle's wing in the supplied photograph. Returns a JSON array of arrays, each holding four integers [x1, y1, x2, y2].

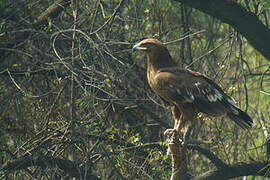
[[153, 67, 252, 128], [153, 68, 237, 116]]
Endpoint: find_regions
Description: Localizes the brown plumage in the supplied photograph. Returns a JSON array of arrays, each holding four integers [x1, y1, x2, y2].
[[133, 38, 252, 137]]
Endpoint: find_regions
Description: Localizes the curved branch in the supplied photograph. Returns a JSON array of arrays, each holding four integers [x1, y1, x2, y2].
[[187, 144, 270, 179], [187, 144, 228, 169], [195, 161, 270, 180], [173, 0, 270, 59], [1, 155, 100, 180]]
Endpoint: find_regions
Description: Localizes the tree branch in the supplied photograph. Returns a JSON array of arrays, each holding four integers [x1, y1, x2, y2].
[[33, 0, 71, 27], [187, 144, 270, 179], [0, 0, 71, 62], [173, 0, 270, 59], [194, 161, 270, 180], [1, 155, 100, 180]]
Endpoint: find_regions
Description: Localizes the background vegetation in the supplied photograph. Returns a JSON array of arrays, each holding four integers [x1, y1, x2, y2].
[[0, 0, 269, 179]]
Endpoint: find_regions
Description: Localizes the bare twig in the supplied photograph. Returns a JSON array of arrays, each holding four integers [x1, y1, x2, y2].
[[164, 29, 206, 45]]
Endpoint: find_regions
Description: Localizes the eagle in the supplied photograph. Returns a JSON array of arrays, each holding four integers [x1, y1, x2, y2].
[[133, 38, 252, 141]]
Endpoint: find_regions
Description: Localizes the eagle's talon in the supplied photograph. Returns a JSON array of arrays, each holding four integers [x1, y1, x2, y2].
[[179, 137, 190, 146], [164, 128, 176, 137], [164, 128, 186, 146], [164, 129, 177, 145]]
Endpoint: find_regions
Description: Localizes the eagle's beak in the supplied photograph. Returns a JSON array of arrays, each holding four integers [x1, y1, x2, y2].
[[132, 42, 147, 51]]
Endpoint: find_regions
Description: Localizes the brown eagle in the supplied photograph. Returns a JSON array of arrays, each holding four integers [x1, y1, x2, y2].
[[133, 38, 252, 140]]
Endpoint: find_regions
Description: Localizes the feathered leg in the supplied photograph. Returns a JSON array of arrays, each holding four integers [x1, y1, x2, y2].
[[164, 105, 195, 145], [164, 105, 189, 180], [164, 106, 182, 140], [182, 119, 194, 143], [175, 105, 195, 144]]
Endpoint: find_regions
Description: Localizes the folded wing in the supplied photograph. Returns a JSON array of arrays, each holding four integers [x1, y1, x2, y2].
[[153, 68, 252, 128]]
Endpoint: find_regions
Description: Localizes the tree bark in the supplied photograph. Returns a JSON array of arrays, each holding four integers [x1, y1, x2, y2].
[[173, 0, 270, 60]]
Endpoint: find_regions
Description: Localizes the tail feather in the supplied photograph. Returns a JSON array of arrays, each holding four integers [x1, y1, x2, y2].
[[227, 109, 252, 129]]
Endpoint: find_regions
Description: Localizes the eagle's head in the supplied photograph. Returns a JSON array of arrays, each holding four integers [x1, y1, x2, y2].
[[132, 38, 167, 53], [132, 38, 176, 68]]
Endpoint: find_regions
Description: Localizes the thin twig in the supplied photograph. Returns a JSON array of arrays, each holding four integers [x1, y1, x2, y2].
[[164, 29, 206, 45], [185, 33, 233, 68]]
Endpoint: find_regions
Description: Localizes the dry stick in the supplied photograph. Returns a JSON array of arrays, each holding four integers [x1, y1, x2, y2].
[[68, 0, 78, 162], [34, 0, 71, 27]]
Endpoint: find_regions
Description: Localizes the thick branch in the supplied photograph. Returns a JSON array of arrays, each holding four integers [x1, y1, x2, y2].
[[195, 161, 270, 180], [173, 0, 270, 59], [33, 0, 71, 27], [1, 155, 100, 180], [187, 144, 270, 179], [0, 0, 71, 61]]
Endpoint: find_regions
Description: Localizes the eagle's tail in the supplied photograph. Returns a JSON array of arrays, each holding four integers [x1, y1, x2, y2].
[[227, 108, 252, 129]]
